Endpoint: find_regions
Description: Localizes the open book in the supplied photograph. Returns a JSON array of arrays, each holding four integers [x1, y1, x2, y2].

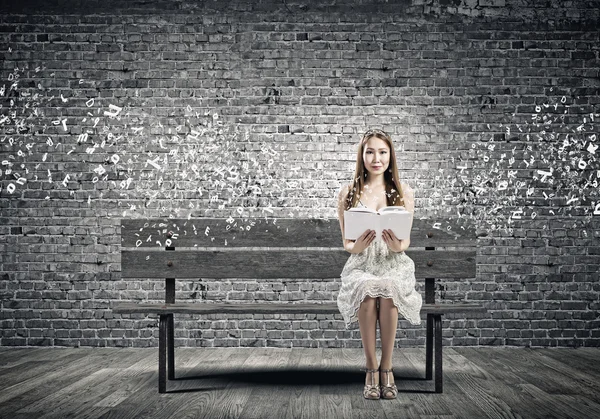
[[344, 206, 413, 240]]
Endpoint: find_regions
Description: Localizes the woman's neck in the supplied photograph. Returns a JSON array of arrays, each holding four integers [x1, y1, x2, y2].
[[364, 174, 386, 189]]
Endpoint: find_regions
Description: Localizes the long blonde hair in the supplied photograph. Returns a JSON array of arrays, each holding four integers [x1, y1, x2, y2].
[[345, 129, 405, 210]]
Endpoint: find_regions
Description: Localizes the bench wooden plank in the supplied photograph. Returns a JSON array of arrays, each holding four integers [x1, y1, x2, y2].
[[112, 302, 487, 315], [120, 249, 476, 279], [121, 218, 478, 248]]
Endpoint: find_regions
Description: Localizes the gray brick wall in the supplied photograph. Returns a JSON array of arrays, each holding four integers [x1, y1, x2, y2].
[[1, 0, 599, 348]]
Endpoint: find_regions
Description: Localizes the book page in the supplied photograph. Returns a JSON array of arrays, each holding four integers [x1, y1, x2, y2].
[[347, 207, 377, 214], [343, 211, 380, 240], [380, 211, 412, 240], [378, 206, 406, 213]]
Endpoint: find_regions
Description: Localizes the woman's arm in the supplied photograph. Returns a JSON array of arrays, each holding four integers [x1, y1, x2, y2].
[[337, 184, 357, 253], [402, 182, 415, 214], [399, 183, 415, 252]]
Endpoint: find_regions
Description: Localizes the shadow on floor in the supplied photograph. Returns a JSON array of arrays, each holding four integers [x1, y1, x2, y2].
[[165, 367, 433, 393]]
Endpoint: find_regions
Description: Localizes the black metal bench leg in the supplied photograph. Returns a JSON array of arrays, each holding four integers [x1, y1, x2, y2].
[[434, 314, 443, 393], [426, 313, 433, 380], [167, 314, 175, 380], [159, 314, 168, 393]]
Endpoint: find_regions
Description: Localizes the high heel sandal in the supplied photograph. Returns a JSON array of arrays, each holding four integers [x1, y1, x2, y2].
[[361, 367, 380, 399], [380, 368, 398, 399]]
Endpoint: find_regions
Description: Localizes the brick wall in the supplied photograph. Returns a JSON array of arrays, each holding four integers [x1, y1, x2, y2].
[[1, 0, 599, 348]]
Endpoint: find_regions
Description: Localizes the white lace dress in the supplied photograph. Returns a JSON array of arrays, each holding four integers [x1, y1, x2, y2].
[[336, 200, 423, 328]]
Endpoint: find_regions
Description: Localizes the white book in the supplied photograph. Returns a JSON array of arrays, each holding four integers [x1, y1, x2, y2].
[[343, 206, 413, 240]]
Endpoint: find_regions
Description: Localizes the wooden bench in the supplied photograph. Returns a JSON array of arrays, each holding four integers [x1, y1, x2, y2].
[[113, 217, 486, 393]]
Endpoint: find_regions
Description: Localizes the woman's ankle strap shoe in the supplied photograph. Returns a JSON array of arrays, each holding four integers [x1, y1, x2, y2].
[[361, 367, 380, 400], [380, 368, 398, 399]]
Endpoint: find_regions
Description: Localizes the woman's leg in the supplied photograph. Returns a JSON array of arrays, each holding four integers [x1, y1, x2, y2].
[[378, 298, 398, 385], [358, 296, 379, 386]]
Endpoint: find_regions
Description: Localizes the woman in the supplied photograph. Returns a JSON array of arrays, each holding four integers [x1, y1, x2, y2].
[[336, 129, 422, 400]]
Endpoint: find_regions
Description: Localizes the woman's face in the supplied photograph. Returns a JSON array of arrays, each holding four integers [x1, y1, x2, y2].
[[362, 135, 390, 178]]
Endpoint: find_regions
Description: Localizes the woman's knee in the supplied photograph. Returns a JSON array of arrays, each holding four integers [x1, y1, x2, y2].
[[359, 296, 377, 311], [379, 298, 398, 311]]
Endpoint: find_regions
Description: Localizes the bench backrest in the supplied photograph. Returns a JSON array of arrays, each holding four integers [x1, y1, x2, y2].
[[120, 218, 477, 280]]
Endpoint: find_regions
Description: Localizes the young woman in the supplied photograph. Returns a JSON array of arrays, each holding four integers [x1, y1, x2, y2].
[[336, 129, 423, 400]]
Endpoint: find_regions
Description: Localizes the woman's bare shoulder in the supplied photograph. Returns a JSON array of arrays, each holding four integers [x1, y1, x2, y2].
[[338, 183, 353, 198]]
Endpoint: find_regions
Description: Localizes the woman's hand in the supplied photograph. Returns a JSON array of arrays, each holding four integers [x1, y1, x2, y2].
[[382, 229, 407, 253], [351, 229, 376, 254]]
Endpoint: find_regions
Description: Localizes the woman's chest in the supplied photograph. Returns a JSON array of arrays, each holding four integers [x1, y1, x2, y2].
[[360, 190, 388, 211]]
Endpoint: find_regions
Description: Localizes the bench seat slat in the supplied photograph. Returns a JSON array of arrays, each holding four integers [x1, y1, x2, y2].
[[121, 249, 476, 279], [112, 302, 487, 315], [121, 218, 478, 248]]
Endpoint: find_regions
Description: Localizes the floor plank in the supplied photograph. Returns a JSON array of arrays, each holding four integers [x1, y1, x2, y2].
[[237, 348, 294, 419], [489, 348, 600, 399], [530, 347, 600, 376], [285, 348, 324, 419], [0, 349, 145, 415], [400, 348, 470, 417], [0, 349, 90, 391], [0, 347, 598, 419], [100, 347, 228, 419], [0, 347, 75, 369], [453, 348, 595, 419], [170, 348, 255, 419]]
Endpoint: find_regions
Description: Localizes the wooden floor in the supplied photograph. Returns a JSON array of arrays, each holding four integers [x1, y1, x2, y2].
[[0, 347, 599, 419]]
